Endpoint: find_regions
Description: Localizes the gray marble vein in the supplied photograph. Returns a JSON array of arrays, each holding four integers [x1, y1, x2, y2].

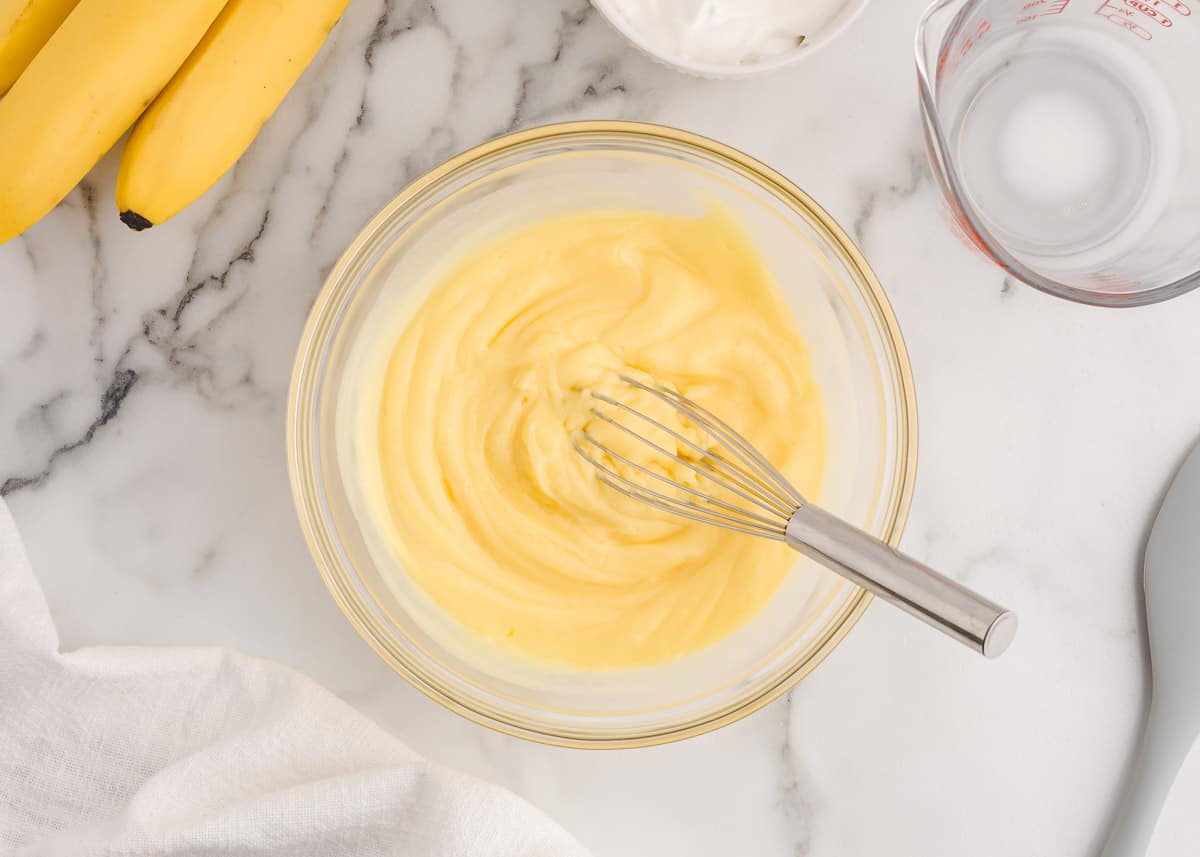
[[1, 1, 1200, 855]]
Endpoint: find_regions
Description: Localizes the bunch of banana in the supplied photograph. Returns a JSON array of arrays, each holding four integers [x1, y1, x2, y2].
[[0, 0, 349, 245]]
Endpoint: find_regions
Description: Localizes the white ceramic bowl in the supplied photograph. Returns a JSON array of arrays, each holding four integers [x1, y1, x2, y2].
[[591, 0, 870, 79]]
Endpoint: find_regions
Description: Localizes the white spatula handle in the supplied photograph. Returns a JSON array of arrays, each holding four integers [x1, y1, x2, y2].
[[1099, 702, 1193, 857]]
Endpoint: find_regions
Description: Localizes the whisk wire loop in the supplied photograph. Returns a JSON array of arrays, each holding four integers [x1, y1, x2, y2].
[[615, 375, 804, 508], [597, 473, 786, 540], [586, 396, 793, 520], [573, 432, 786, 534]]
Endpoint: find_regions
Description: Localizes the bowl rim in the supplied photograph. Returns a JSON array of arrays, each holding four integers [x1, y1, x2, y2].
[[287, 119, 918, 748], [589, 0, 871, 79]]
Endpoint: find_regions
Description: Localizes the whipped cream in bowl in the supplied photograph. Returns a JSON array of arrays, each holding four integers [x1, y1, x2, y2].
[[593, 0, 867, 78]]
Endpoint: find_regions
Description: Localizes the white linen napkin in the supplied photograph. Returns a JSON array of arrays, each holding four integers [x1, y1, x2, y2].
[[0, 497, 589, 856]]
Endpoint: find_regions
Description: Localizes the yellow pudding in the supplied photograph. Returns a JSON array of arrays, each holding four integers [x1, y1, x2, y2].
[[368, 207, 825, 669]]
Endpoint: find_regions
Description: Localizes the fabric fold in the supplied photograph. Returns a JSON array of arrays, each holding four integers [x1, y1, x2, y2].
[[0, 499, 588, 857]]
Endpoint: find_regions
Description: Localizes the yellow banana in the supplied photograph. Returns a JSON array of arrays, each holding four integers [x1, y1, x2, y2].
[[117, 0, 349, 230], [0, 0, 228, 245], [0, 0, 81, 95]]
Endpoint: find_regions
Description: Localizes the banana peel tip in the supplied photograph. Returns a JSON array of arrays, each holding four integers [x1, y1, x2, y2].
[[120, 210, 154, 231]]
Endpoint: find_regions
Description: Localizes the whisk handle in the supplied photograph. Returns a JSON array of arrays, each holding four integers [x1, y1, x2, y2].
[[785, 504, 1016, 658]]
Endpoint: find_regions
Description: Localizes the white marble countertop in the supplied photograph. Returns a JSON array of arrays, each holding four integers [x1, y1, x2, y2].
[[3, 1, 1200, 854]]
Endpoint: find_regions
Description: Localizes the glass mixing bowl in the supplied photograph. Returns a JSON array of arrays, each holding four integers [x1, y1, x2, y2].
[[287, 121, 917, 748]]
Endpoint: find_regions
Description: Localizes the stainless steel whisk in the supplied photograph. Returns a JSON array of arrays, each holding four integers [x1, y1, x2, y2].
[[573, 375, 1017, 658]]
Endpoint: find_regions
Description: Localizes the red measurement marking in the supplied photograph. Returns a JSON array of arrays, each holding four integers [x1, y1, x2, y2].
[[1017, 0, 1072, 22], [1137, 0, 1191, 15], [1125, 0, 1174, 25], [1075, 272, 1144, 292], [1095, 0, 1156, 37], [937, 17, 991, 77], [942, 206, 994, 261]]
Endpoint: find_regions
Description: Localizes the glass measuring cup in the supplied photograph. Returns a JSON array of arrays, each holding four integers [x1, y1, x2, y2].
[[917, 0, 1200, 306]]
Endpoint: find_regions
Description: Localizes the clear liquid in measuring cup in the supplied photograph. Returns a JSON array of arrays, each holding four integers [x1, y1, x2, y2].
[[944, 23, 1180, 271]]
